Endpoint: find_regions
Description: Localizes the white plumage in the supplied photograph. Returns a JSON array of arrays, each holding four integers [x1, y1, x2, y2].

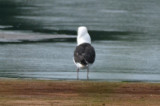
[[77, 26, 91, 46]]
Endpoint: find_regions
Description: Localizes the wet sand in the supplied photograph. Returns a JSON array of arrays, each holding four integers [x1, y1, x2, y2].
[[0, 79, 160, 106]]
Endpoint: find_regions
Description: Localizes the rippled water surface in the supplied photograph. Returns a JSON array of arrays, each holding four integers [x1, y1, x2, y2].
[[0, 0, 160, 82]]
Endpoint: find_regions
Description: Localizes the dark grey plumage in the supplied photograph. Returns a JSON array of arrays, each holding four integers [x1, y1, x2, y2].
[[74, 43, 95, 66]]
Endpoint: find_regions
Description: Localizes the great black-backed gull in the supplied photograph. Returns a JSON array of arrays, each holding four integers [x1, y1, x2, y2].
[[73, 26, 96, 80]]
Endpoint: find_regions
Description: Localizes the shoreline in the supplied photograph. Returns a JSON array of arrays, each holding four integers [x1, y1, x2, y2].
[[0, 79, 160, 105], [1, 77, 160, 83]]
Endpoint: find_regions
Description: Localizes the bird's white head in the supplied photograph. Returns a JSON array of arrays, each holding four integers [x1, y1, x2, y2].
[[77, 26, 91, 46]]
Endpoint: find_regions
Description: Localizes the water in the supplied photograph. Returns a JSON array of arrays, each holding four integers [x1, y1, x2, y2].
[[0, 0, 160, 82]]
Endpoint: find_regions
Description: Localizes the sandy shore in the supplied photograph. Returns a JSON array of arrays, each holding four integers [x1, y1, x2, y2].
[[0, 79, 160, 106]]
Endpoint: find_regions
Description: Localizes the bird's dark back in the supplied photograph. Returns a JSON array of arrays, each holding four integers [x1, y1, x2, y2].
[[74, 43, 96, 65]]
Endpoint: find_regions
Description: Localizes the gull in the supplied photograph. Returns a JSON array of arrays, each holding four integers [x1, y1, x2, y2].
[[73, 26, 96, 80]]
